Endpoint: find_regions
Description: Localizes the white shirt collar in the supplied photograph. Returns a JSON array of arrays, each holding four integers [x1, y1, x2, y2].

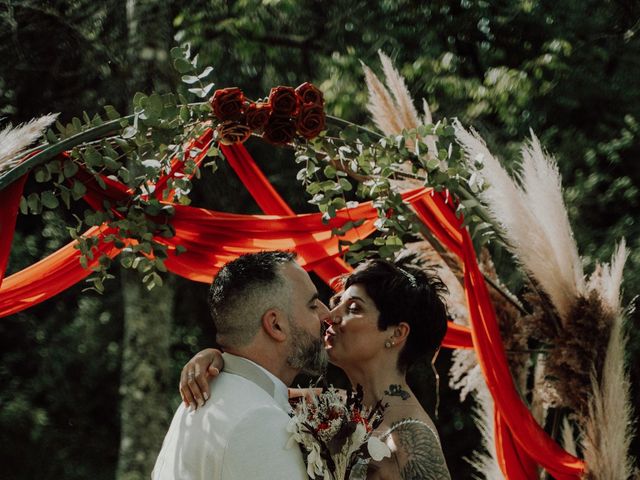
[[223, 353, 290, 412]]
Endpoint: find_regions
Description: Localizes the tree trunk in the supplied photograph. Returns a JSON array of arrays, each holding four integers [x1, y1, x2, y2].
[[116, 1, 175, 479], [116, 271, 175, 480]]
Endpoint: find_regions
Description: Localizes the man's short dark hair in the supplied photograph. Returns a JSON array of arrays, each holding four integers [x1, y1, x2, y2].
[[344, 258, 449, 372], [208, 251, 297, 347]]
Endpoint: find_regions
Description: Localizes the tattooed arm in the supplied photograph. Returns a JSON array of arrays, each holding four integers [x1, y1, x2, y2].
[[387, 419, 451, 480]]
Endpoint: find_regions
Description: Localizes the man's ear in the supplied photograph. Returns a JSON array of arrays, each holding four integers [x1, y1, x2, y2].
[[262, 308, 287, 342], [392, 322, 410, 346]]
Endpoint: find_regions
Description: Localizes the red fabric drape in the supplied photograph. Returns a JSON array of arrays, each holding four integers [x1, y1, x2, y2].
[[0, 137, 585, 479], [0, 173, 471, 352], [411, 191, 584, 479], [0, 225, 123, 316], [221, 144, 355, 283], [0, 174, 29, 288]]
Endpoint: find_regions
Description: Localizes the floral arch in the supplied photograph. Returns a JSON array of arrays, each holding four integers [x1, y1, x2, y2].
[[0, 125, 584, 479]]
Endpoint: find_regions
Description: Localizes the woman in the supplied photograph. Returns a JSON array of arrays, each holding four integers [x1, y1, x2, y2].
[[181, 259, 451, 479]]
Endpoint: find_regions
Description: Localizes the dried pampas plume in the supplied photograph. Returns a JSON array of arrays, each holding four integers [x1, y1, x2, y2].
[[467, 387, 506, 480], [561, 418, 577, 457], [362, 51, 437, 156], [587, 240, 628, 316], [582, 315, 637, 479], [453, 121, 584, 323], [0, 114, 59, 173], [454, 120, 636, 475]]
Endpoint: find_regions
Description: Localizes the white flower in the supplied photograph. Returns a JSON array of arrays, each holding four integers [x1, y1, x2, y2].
[[367, 436, 391, 461], [286, 417, 303, 449], [347, 423, 368, 457], [306, 443, 324, 479]]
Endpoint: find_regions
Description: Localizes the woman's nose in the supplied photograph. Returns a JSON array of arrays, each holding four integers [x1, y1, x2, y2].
[[325, 312, 341, 326]]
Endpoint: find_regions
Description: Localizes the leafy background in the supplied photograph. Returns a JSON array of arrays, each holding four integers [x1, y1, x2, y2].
[[1, 1, 639, 478]]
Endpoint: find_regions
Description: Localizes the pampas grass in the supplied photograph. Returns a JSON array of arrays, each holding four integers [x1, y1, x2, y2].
[[378, 52, 420, 133], [561, 418, 578, 457], [362, 60, 404, 138], [467, 387, 506, 480], [582, 315, 637, 479], [454, 121, 636, 476], [519, 135, 586, 310], [0, 114, 58, 173], [453, 121, 583, 324], [362, 51, 437, 156], [587, 240, 628, 316]]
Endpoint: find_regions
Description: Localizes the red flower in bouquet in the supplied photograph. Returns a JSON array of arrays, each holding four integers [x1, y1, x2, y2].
[[263, 114, 296, 145], [216, 120, 252, 145], [210, 87, 245, 121], [295, 82, 324, 106], [245, 102, 271, 131], [296, 103, 325, 139], [269, 86, 299, 115]]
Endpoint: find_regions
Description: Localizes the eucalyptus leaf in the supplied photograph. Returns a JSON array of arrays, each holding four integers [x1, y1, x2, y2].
[[338, 178, 352, 191], [145, 94, 163, 120], [27, 193, 41, 214], [41, 191, 59, 209], [72, 180, 87, 200], [72, 117, 82, 133], [60, 187, 71, 209], [174, 58, 193, 74], [63, 160, 79, 178], [46, 129, 58, 144], [83, 146, 103, 167], [34, 167, 49, 183], [181, 75, 200, 84], [198, 66, 214, 79], [19, 196, 28, 215], [122, 126, 137, 139]]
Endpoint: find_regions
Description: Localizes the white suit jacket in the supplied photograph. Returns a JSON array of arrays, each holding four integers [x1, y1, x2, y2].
[[152, 353, 307, 480]]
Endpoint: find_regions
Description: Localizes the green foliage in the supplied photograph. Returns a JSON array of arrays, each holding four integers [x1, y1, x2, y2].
[[13, 45, 223, 292], [295, 117, 500, 263]]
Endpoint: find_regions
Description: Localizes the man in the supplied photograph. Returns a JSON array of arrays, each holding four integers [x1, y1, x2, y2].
[[152, 251, 330, 479]]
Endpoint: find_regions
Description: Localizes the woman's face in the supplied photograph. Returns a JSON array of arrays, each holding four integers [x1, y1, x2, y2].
[[324, 283, 390, 368]]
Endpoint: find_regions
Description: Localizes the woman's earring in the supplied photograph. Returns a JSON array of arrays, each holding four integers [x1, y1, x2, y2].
[[384, 339, 393, 348]]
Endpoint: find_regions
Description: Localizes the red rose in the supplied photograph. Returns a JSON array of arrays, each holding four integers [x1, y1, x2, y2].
[[215, 120, 252, 145], [268, 86, 298, 115], [296, 103, 325, 139], [210, 87, 245, 121], [295, 82, 324, 106], [245, 102, 271, 131], [262, 114, 296, 145]]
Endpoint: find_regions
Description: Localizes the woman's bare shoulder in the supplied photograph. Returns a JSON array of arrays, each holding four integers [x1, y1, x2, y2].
[[380, 412, 451, 480]]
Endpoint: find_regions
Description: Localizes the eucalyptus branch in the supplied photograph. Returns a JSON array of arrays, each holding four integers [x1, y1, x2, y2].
[[0, 115, 133, 192], [326, 115, 383, 139]]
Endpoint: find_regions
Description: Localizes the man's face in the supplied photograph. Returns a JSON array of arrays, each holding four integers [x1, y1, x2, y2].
[[281, 262, 330, 375]]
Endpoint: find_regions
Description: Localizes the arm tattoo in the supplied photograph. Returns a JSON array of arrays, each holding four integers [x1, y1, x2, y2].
[[390, 420, 451, 480]]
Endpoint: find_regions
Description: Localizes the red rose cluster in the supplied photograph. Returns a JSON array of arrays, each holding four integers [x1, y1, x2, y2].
[[209, 82, 325, 146]]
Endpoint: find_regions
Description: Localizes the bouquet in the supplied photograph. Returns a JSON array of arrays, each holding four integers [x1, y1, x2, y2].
[[286, 386, 390, 480]]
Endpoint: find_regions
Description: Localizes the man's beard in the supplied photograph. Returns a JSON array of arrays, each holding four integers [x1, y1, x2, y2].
[[286, 320, 328, 376]]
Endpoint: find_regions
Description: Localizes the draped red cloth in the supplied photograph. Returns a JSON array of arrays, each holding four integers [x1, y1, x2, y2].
[[0, 134, 585, 479], [0, 174, 29, 289]]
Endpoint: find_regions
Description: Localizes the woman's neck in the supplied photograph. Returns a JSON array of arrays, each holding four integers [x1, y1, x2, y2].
[[345, 363, 410, 406]]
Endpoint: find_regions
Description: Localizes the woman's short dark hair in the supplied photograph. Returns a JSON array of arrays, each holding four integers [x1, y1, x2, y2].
[[343, 258, 449, 372]]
